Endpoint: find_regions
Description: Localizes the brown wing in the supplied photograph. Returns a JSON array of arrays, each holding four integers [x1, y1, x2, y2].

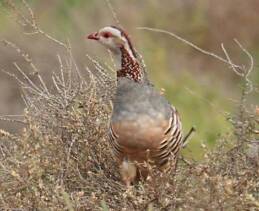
[[154, 107, 183, 167], [108, 124, 123, 159]]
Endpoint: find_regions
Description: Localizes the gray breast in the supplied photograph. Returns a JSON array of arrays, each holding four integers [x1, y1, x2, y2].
[[111, 78, 172, 123]]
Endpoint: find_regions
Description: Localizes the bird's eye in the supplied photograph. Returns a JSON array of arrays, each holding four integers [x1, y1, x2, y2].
[[103, 32, 111, 38]]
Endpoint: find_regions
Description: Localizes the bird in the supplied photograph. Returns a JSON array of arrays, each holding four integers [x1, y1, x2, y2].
[[87, 26, 183, 186]]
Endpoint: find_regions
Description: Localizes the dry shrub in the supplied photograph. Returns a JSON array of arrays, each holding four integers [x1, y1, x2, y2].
[[0, 1, 258, 210], [0, 101, 258, 210]]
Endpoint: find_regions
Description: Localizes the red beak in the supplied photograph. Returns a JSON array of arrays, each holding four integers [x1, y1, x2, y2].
[[87, 32, 99, 40]]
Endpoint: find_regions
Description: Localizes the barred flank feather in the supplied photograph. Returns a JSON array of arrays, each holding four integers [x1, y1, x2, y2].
[[157, 108, 182, 166]]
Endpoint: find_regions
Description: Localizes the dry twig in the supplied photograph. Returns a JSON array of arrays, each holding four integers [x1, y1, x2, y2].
[[137, 27, 254, 93]]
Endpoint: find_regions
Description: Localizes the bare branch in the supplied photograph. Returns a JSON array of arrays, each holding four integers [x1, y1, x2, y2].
[[221, 43, 244, 77], [234, 39, 254, 93], [0, 116, 26, 125], [13, 62, 42, 94], [4, 0, 68, 50], [1, 39, 39, 74], [0, 129, 19, 140], [137, 26, 254, 95], [137, 27, 244, 71], [105, 0, 122, 28]]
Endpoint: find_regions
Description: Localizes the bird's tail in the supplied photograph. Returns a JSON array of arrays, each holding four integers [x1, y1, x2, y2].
[[182, 126, 196, 148]]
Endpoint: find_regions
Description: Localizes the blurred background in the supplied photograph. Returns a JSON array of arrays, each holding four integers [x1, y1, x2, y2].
[[0, 0, 258, 159]]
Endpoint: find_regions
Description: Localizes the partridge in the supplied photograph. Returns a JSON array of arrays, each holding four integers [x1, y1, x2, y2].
[[87, 26, 183, 186]]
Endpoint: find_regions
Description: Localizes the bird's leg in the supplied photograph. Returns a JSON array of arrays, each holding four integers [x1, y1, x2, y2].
[[120, 158, 137, 187]]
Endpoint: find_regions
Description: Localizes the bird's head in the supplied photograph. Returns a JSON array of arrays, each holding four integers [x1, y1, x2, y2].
[[87, 26, 136, 58], [87, 26, 143, 81]]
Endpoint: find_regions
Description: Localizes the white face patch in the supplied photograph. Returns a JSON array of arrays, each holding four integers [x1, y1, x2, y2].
[[95, 26, 136, 67], [97, 27, 128, 52]]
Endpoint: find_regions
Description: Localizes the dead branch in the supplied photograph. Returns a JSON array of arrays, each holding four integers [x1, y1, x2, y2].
[[4, 0, 68, 50], [105, 0, 122, 28], [137, 27, 254, 93]]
